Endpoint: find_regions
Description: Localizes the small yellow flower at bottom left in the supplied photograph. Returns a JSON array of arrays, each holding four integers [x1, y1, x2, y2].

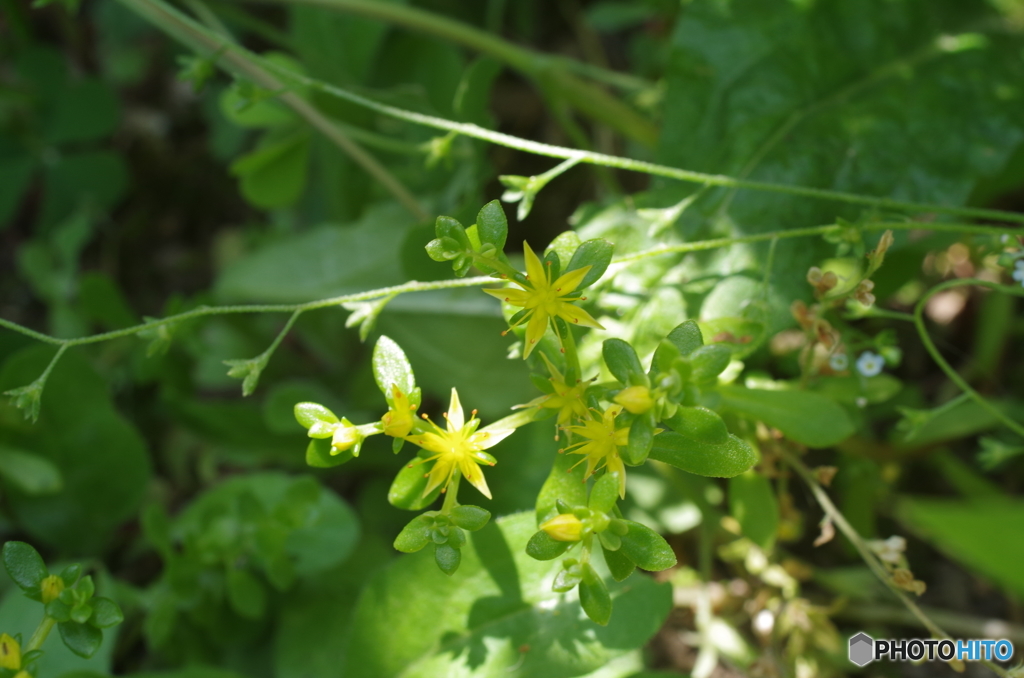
[[0, 633, 21, 670]]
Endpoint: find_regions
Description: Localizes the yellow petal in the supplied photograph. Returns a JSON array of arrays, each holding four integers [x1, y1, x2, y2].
[[447, 388, 464, 431], [472, 427, 515, 449], [556, 303, 604, 330], [483, 287, 530, 307], [553, 265, 591, 295], [461, 461, 492, 499], [0, 634, 20, 670], [414, 432, 450, 455], [422, 458, 453, 497], [523, 309, 548, 358], [606, 454, 627, 498], [523, 241, 547, 286]]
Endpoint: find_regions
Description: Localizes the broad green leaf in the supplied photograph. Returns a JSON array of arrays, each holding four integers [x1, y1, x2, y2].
[[388, 455, 443, 511], [230, 132, 310, 209], [58, 621, 103, 658], [394, 514, 434, 553], [372, 335, 416, 402], [89, 598, 123, 629], [618, 521, 677, 572], [589, 472, 621, 514], [545, 231, 582, 275], [602, 545, 636, 582], [898, 499, 1024, 599], [344, 512, 672, 678], [624, 412, 654, 466], [450, 505, 491, 532], [696, 317, 765, 359], [220, 82, 296, 128], [475, 200, 508, 251], [651, 417, 757, 481], [525, 530, 573, 560], [660, 0, 1024, 308], [814, 374, 902, 405], [729, 471, 779, 551], [565, 238, 614, 289], [433, 543, 461, 575], [602, 339, 644, 384], [579, 564, 612, 626], [45, 78, 119, 144], [718, 385, 854, 448], [294, 402, 339, 430], [536, 448, 588, 523], [214, 204, 409, 303], [0, 446, 62, 495], [306, 438, 353, 468], [688, 344, 731, 384], [665, 320, 703, 357], [0, 347, 151, 552], [226, 568, 267, 619], [2, 541, 47, 591]]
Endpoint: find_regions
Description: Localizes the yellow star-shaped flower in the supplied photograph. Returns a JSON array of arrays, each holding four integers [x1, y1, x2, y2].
[[484, 242, 604, 358], [408, 388, 514, 499], [563, 405, 629, 498]]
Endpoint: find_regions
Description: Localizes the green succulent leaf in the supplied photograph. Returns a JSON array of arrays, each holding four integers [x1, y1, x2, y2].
[[618, 520, 677, 572], [58, 621, 103, 658], [372, 336, 417, 405], [579, 563, 612, 626], [2, 541, 48, 592], [565, 238, 613, 290], [449, 505, 491, 532], [394, 514, 434, 553], [718, 385, 854, 448], [525, 530, 572, 561], [602, 339, 645, 385]]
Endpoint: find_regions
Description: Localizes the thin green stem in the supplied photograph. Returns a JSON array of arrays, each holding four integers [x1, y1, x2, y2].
[[240, 52, 1024, 225], [120, 0, 429, 220], [782, 448, 1010, 678], [0, 276, 495, 348], [441, 470, 462, 515], [263, 309, 302, 357], [26, 615, 56, 652], [613, 221, 1017, 265], [913, 278, 1024, 438]]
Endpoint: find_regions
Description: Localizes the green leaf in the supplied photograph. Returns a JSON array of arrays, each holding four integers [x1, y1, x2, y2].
[[306, 438, 354, 468], [227, 568, 267, 619], [688, 344, 732, 384], [45, 78, 119, 144], [525, 530, 573, 561], [545, 231, 582, 274], [718, 385, 854, 448], [372, 335, 416, 403], [59, 563, 82, 587], [898, 499, 1024, 599], [579, 564, 612, 626], [2, 541, 48, 591], [344, 512, 671, 677], [434, 215, 470, 250], [475, 200, 508, 251], [449, 505, 491, 532], [536, 450, 587, 523], [388, 456, 442, 510], [729, 471, 779, 551], [58, 621, 102, 658], [221, 80, 295, 128], [88, 598, 123, 629], [602, 339, 645, 384], [602, 545, 636, 582], [565, 238, 613, 289], [624, 413, 654, 466], [650, 412, 756, 478], [230, 132, 311, 209], [223, 355, 268, 397], [0, 446, 62, 495], [618, 521, 677, 572], [214, 205, 409, 303], [394, 514, 434, 553], [589, 472, 621, 514], [433, 543, 461, 575], [294, 402, 339, 430], [665, 320, 704, 357]]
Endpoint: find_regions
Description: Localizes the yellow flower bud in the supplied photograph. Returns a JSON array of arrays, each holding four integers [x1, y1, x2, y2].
[[40, 574, 65, 604], [0, 633, 21, 670], [614, 385, 653, 414], [382, 384, 414, 437], [540, 514, 584, 542], [331, 422, 361, 453]]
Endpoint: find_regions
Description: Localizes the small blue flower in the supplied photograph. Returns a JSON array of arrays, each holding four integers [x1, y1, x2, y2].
[[856, 351, 885, 377], [1012, 260, 1024, 287], [829, 353, 849, 371]]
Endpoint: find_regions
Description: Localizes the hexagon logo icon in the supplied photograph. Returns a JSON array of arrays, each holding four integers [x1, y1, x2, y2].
[[849, 632, 874, 667]]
